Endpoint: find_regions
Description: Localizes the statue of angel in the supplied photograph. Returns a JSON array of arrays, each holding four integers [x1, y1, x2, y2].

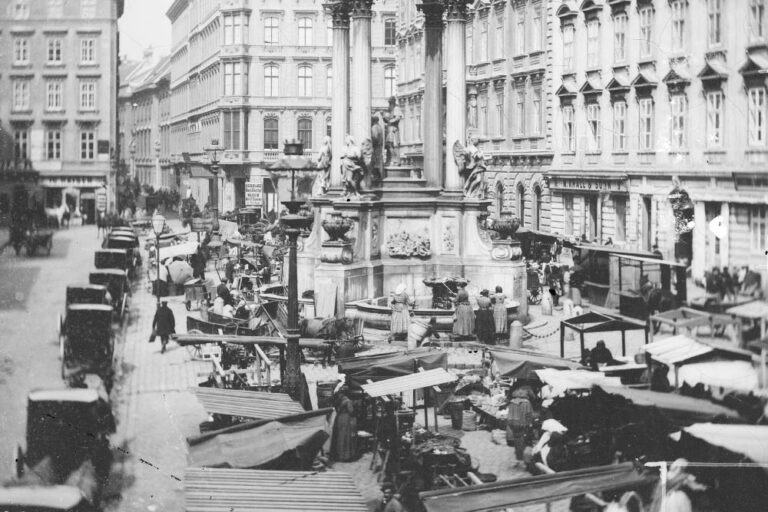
[[452, 136, 489, 199], [314, 136, 332, 195], [341, 135, 373, 198]]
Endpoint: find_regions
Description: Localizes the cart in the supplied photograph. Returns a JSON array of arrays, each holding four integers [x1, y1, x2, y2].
[[527, 267, 543, 305], [59, 304, 115, 387]]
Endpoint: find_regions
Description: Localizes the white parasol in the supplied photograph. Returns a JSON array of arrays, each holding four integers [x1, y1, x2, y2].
[[168, 260, 194, 284]]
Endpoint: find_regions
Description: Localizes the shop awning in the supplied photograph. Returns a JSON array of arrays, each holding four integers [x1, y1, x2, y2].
[[490, 349, 584, 379], [419, 463, 655, 512], [682, 423, 768, 466], [185, 467, 368, 512], [678, 361, 759, 392], [192, 388, 305, 419], [361, 368, 456, 397], [159, 241, 199, 261], [618, 254, 687, 267]]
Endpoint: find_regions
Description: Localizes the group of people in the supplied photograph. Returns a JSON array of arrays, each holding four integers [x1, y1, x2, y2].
[[705, 265, 763, 302]]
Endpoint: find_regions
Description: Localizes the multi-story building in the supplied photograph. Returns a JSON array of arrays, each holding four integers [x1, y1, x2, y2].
[[398, 0, 556, 229], [118, 50, 173, 192], [166, 0, 397, 215], [0, 0, 124, 219], [550, 0, 768, 287]]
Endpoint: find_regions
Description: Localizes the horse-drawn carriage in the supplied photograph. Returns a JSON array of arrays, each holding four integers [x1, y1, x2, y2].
[[58, 304, 115, 387], [94, 248, 132, 278], [9, 221, 53, 256], [89, 269, 130, 321], [58, 285, 109, 346], [104, 232, 141, 270]]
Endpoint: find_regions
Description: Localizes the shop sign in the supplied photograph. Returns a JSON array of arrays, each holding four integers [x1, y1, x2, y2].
[[548, 175, 628, 193], [245, 182, 263, 207]]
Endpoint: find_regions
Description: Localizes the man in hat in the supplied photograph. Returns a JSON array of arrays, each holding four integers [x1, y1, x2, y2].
[[374, 482, 404, 512], [152, 300, 176, 354]]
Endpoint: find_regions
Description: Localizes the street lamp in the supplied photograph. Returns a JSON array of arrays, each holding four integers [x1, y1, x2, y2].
[[269, 139, 316, 398], [204, 139, 226, 231], [152, 212, 166, 306]]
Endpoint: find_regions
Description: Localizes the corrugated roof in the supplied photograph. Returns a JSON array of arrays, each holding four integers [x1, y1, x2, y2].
[[361, 368, 456, 397], [192, 388, 304, 419], [644, 335, 714, 366], [184, 468, 368, 511], [684, 423, 768, 465]]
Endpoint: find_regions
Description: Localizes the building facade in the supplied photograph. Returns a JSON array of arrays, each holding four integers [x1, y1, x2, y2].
[[166, 0, 397, 215], [551, 0, 768, 285], [0, 0, 124, 218]]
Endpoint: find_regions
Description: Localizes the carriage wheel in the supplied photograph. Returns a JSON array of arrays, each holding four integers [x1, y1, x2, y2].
[[185, 329, 205, 360]]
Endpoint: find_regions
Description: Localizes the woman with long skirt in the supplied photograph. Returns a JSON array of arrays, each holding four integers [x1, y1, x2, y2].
[[389, 283, 413, 342], [331, 389, 357, 462], [453, 284, 475, 340], [492, 285, 508, 342], [475, 289, 495, 344]]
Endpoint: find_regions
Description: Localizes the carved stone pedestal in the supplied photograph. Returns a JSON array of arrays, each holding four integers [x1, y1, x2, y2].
[[321, 241, 353, 264], [491, 239, 523, 261]]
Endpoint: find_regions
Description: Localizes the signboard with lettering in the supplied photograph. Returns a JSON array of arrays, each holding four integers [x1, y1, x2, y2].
[[245, 182, 263, 207], [548, 174, 629, 193], [96, 189, 107, 213]]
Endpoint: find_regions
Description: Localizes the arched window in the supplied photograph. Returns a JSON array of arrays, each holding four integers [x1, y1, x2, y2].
[[384, 65, 396, 98], [298, 65, 313, 97], [326, 66, 332, 97], [326, 117, 332, 137], [533, 185, 542, 230], [264, 16, 279, 45], [298, 17, 313, 46], [297, 118, 312, 149], [494, 182, 504, 218], [263, 117, 278, 149], [264, 64, 279, 96], [517, 183, 526, 226]]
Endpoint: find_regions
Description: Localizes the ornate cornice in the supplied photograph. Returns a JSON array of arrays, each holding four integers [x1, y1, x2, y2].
[[445, 0, 471, 22], [417, 1, 444, 29], [323, 1, 351, 28]]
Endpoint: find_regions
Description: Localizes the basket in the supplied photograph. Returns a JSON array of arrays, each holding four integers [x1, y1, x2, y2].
[[491, 429, 507, 445], [461, 410, 477, 431]]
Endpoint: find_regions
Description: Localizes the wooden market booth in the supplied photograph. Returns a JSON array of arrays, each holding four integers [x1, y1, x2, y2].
[[559, 311, 649, 358]]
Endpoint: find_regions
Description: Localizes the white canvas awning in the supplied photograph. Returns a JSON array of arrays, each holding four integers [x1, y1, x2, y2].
[[361, 368, 456, 397], [159, 241, 199, 261], [643, 335, 713, 366]]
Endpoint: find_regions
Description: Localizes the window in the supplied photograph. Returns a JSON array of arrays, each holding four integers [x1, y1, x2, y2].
[[496, 90, 504, 136], [80, 38, 96, 64], [495, 16, 504, 58], [516, 12, 525, 54], [532, 186, 542, 230], [298, 65, 313, 97], [384, 66, 396, 98], [562, 105, 575, 152], [751, 206, 767, 252], [564, 194, 574, 235], [264, 17, 279, 45], [670, 95, 687, 150], [224, 13, 244, 45], [614, 197, 627, 242], [671, 0, 686, 51], [586, 20, 599, 68], [13, 128, 29, 161], [326, 118, 332, 138], [466, 31, 473, 62], [586, 103, 601, 151], [326, 66, 333, 96], [297, 118, 312, 149], [749, 87, 767, 146], [48, 0, 63, 18], [327, 19, 333, 46], [639, 6, 653, 58], [706, 91, 723, 148], [415, 103, 421, 140], [562, 25, 574, 71], [224, 62, 243, 95], [638, 97, 654, 150], [480, 17, 489, 61], [613, 101, 626, 151], [298, 17, 313, 46], [516, 184, 526, 226], [514, 85, 525, 135], [13, 0, 29, 19], [223, 111, 241, 150], [12, 80, 30, 111], [81, 0, 96, 18], [80, 80, 97, 110], [263, 118, 279, 149], [531, 84, 542, 135], [613, 14, 627, 63], [46, 128, 62, 159], [707, 0, 721, 46], [531, 3, 542, 51], [385, 18, 397, 46], [13, 37, 29, 64], [751, 0, 765, 40], [80, 130, 96, 160], [46, 81, 64, 111]]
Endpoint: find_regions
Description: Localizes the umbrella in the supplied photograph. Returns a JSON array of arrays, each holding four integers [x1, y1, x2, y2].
[[168, 260, 194, 284]]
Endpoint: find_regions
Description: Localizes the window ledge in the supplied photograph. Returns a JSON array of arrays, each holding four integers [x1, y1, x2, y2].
[[11, 109, 33, 115], [78, 63, 99, 67], [668, 150, 690, 156], [491, 136, 505, 142], [611, 151, 629, 156], [703, 149, 725, 154], [746, 40, 768, 52], [585, 150, 602, 155], [12, 62, 32, 68], [585, 66, 601, 73], [637, 56, 655, 65], [45, 62, 66, 68]]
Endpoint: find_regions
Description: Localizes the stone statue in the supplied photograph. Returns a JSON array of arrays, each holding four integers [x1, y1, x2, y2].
[[452, 136, 489, 199], [467, 89, 478, 129], [370, 114, 384, 181], [383, 96, 402, 166], [314, 136, 332, 194], [341, 135, 372, 198]]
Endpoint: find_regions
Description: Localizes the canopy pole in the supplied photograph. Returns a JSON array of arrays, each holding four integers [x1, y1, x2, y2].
[[560, 322, 565, 358], [621, 329, 626, 357]]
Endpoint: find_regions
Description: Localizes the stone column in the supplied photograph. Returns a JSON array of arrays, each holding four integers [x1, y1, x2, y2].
[[350, 0, 373, 146], [720, 201, 730, 268], [326, 1, 351, 188], [692, 201, 706, 281], [444, 0, 469, 192], [417, 1, 444, 188]]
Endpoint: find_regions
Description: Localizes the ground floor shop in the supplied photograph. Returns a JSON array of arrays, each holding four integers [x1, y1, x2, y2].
[[40, 175, 109, 225]]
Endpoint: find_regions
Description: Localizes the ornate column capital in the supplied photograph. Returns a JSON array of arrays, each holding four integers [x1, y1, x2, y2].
[[324, 1, 351, 28], [417, 1, 444, 28], [350, 0, 374, 18], [444, 0, 471, 22]]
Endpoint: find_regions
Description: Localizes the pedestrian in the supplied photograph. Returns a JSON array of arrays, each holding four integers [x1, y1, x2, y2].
[[389, 283, 413, 342], [589, 340, 618, 369], [506, 388, 534, 464], [374, 482, 405, 512], [721, 267, 736, 302], [331, 388, 357, 462], [224, 256, 235, 283], [152, 300, 176, 354], [492, 285, 508, 342], [475, 289, 495, 344], [548, 265, 563, 307], [452, 283, 475, 340], [705, 267, 722, 304]]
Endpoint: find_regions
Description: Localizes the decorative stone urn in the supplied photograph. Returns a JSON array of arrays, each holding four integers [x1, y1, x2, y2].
[[485, 216, 520, 240], [320, 212, 354, 264], [321, 211, 354, 242]]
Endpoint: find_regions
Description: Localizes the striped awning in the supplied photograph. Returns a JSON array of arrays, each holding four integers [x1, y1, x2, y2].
[[192, 388, 304, 419], [185, 468, 368, 511], [361, 368, 456, 397]]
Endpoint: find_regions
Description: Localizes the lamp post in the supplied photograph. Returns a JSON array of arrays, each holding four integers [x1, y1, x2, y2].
[[269, 139, 315, 398], [152, 212, 166, 307], [204, 139, 226, 231]]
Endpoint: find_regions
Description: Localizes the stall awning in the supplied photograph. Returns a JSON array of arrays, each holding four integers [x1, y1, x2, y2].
[[192, 388, 304, 420], [173, 333, 329, 350], [419, 463, 655, 512], [678, 361, 759, 392], [490, 349, 584, 379], [618, 254, 687, 268], [159, 241, 199, 261], [644, 335, 714, 366], [339, 348, 448, 389], [535, 368, 621, 393], [727, 300, 768, 320], [362, 368, 456, 397], [185, 468, 368, 512], [683, 423, 768, 466]]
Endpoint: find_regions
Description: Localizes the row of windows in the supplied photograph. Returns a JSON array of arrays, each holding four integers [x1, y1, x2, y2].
[[11, 126, 98, 161], [11, 36, 98, 65], [560, 86, 768, 153], [466, 1, 544, 63], [12, 79, 98, 112], [10, 0, 97, 19], [263, 117, 330, 150], [257, 15, 396, 47]]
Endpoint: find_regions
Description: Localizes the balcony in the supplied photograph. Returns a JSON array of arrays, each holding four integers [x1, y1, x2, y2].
[[217, 149, 317, 164]]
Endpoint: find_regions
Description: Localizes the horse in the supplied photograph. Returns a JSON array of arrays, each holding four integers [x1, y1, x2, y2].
[[44, 202, 69, 229], [299, 317, 356, 340]]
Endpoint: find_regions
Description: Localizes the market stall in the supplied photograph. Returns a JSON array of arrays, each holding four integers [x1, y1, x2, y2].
[[727, 300, 768, 346], [559, 311, 648, 358], [338, 348, 448, 390], [649, 306, 740, 341], [489, 348, 584, 379], [191, 388, 305, 430]]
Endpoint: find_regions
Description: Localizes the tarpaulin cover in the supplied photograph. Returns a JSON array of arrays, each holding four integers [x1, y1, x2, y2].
[[339, 348, 448, 390], [188, 413, 330, 469], [535, 368, 621, 394], [683, 423, 768, 465], [678, 360, 759, 392], [490, 349, 584, 379], [420, 463, 655, 512]]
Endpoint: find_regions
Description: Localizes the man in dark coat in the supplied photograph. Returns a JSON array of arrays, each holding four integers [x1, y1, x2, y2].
[[152, 301, 176, 354]]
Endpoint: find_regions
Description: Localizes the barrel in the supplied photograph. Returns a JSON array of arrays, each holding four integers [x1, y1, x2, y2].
[[316, 381, 337, 409], [461, 410, 477, 431], [448, 399, 468, 429], [407, 319, 429, 350]]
